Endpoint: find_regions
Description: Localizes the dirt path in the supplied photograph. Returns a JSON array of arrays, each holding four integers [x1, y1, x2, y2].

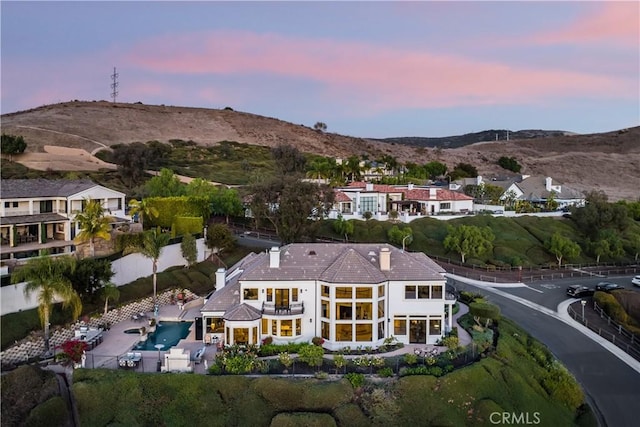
[[14, 125, 110, 154]]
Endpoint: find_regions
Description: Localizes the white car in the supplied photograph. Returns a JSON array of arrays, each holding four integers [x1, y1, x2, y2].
[[632, 275, 640, 287]]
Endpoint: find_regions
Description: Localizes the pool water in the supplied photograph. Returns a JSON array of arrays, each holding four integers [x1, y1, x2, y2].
[[132, 321, 193, 351]]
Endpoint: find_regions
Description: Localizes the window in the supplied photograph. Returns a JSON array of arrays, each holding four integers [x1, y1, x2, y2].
[[235, 328, 249, 345], [378, 300, 384, 318], [336, 287, 351, 298], [432, 285, 443, 299], [378, 285, 385, 297], [394, 318, 406, 335], [243, 288, 258, 300], [336, 303, 352, 320], [208, 317, 224, 333], [292, 288, 298, 302], [281, 320, 293, 337], [3, 202, 8, 208], [252, 327, 258, 344], [321, 300, 330, 318], [418, 286, 430, 299], [355, 323, 372, 341], [262, 318, 269, 334], [355, 302, 371, 320], [361, 196, 376, 213], [355, 287, 372, 299], [429, 319, 442, 335], [440, 202, 451, 210], [56, 223, 64, 233], [322, 285, 330, 297], [405, 286, 416, 299], [321, 322, 330, 340], [335, 324, 352, 341], [295, 319, 301, 336], [378, 321, 385, 340], [266, 289, 273, 302], [272, 321, 277, 336], [40, 200, 53, 213]]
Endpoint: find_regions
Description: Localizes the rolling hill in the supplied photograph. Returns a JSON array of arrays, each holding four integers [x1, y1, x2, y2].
[[1, 101, 639, 200]]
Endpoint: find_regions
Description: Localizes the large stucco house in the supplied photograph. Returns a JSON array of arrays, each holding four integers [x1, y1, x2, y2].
[[200, 243, 455, 351], [499, 175, 585, 209], [0, 179, 127, 262], [329, 182, 474, 223]]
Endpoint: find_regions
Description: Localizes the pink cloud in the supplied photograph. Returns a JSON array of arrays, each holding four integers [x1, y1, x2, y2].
[[124, 29, 634, 113], [530, 2, 639, 46]]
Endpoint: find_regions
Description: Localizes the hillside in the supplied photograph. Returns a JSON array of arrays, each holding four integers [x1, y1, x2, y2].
[[1, 101, 639, 200]]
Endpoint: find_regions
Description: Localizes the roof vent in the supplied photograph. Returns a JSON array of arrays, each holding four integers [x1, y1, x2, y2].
[[368, 251, 376, 257], [309, 250, 316, 255]]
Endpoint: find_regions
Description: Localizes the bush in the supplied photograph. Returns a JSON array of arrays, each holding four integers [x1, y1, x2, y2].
[[24, 397, 69, 427], [377, 367, 394, 377], [312, 336, 325, 346], [458, 291, 484, 304], [403, 353, 418, 365], [345, 372, 365, 388]]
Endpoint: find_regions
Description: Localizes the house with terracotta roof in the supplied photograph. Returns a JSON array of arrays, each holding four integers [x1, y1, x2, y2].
[[330, 182, 474, 222], [200, 243, 455, 350], [0, 179, 127, 261]]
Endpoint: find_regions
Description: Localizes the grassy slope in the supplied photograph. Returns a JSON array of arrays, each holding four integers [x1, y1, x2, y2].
[[66, 318, 591, 427]]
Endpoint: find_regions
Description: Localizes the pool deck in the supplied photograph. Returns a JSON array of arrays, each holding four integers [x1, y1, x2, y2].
[[84, 301, 217, 373]]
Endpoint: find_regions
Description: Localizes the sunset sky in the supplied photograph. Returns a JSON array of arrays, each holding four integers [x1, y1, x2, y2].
[[1, 1, 638, 138]]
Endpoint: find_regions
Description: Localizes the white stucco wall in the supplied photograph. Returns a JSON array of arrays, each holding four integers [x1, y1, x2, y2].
[[1, 238, 207, 315]]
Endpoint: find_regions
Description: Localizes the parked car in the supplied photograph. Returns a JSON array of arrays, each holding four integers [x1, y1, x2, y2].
[[632, 276, 640, 287], [566, 285, 594, 298], [595, 282, 624, 292]]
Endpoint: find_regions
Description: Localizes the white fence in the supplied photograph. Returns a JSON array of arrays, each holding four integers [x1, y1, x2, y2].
[[1, 239, 207, 315]]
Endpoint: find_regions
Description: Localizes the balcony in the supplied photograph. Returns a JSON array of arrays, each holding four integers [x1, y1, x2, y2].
[[262, 302, 304, 316]]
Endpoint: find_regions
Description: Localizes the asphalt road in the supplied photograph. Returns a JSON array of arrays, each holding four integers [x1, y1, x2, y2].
[[451, 275, 640, 427]]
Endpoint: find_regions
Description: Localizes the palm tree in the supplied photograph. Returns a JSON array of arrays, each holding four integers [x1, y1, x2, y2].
[[11, 255, 81, 355], [101, 283, 120, 319], [74, 198, 112, 258], [124, 228, 170, 315], [128, 198, 159, 230]]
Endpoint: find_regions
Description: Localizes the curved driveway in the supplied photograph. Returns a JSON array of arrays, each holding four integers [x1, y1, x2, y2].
[[448, 274, 640, 427]]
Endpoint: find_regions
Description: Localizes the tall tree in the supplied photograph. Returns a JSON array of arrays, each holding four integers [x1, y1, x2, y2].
[[111, 142, 149, 188], [250, 175, 334, 244], [124, 228, 170, 314], [271, 144, 307, 175], [333, 215, 354, 242], [206, 223, 236, 258], [388, 225, 413, 250], [11, 255, 81, 354], [545, 232, 581, 267], [443, 225, 495, 263], [571, 190, 629, 239], [144, 168, 186, 197], [181, 232, 198, 267], [74, 198, 112, 258], [344, 156, 363, 182], [313, 122, 327, 132], [212, 188, 243, 224], [101, 283, 120, 319], [128, 198, 159, 230], [67, 258, 114, 301], [1, 133, 27, 161]]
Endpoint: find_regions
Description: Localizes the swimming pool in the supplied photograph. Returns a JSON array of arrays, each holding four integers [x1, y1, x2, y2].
[[132, 321, 193, 351]]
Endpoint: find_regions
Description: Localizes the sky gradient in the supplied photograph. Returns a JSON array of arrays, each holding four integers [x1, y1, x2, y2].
[[1, 1, 638, 138]]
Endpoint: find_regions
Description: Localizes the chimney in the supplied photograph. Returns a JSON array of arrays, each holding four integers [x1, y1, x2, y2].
[[379, 247, 391, 271], [545, 177, 553, 191], [215, 268, 226, 290], [407, 183, 414, 190], [269, 246, 281, 268], [429, 188, 437, 199], [365, 182, 374, 191]]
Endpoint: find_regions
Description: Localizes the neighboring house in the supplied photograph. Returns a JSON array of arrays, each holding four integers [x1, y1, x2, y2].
[[500, 175, 585, 209], [330, 182, 474, 222], [0, 179, 127, 261], [200, 243, 455, 351]]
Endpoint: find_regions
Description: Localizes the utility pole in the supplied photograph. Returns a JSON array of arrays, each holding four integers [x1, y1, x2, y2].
[[111, 67, 119, 103]]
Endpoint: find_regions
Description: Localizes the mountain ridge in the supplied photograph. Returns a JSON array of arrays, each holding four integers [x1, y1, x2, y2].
[[1, 101, 639, 201]]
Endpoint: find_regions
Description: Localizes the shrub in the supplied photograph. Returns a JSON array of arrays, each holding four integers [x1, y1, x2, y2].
[[298, 344, 324, 371], [261, 336, 273, 346], [333, 354, 347, 374], [403, 353, 418, 366], [377, 367, 394, 377], [345, 372, 365, 388], [458, 291, 484, 304], [312, 336, 325, 346], [314, 371, 329, 380], [440, 336, 459, 351], [208, 363, 222, 375]]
